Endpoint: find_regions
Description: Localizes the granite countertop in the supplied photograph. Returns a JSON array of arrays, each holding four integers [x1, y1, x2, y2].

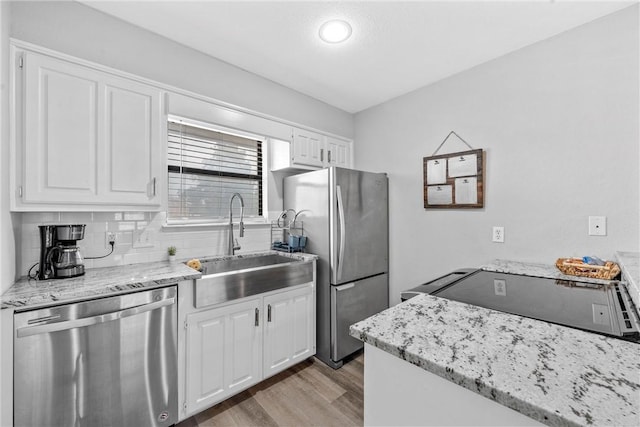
[[351, 261, 640, 427], [482, 259, 615, 285], [616, 251, 640, 308], [616, 251, 640, 287], [1, 250, 316, 311], [1, 261, 201, 311], [487, 255, 640, 309]]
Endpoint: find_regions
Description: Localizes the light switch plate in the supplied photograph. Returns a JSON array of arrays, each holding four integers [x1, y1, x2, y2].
[[588, 216, 606, 236]]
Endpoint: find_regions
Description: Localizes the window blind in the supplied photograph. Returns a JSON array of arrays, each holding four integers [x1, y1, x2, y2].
[[167, 120, 263, 222]]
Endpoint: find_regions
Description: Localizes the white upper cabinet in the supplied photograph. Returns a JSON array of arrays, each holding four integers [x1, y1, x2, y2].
[[291, 128, 324, 168], [22, 52, 100, 205], [271, 127, 353, 171], [12, 48, 163, 211], [326, 136, 351, 168], [101, 76, 161, 205], [11, 42, 353, 211]]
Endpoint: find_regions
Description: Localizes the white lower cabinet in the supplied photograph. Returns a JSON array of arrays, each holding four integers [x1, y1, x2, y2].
[[263, 284, 315, 377], [182, 282, 315, 419], [185, 298, 262, 416]]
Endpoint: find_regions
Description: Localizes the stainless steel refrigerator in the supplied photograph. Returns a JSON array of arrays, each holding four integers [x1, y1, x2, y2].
[[284, 167, 389, 368]]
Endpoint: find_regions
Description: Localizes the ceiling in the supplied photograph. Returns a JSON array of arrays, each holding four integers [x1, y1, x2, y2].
[[80, 1, 635, 113]]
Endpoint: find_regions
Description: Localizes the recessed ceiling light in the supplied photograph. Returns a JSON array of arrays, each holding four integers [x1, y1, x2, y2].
[[319, 20, 352, 44]]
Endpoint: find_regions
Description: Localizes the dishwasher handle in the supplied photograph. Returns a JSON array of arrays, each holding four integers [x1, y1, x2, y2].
[[16, 297, 175, 338]]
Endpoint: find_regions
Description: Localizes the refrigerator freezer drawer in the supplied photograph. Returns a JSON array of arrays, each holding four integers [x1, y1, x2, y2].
[[330, 273, 389, 362]]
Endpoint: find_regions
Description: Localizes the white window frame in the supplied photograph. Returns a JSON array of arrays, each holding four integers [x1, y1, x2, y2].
[[165, 115, 269, 227]]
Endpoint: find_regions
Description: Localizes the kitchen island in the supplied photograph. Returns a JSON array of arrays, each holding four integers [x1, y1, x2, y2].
[[350, 260, 640, 426]]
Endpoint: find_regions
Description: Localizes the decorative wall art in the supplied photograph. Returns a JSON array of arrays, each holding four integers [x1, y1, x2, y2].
[[423, 131, 484, 209]]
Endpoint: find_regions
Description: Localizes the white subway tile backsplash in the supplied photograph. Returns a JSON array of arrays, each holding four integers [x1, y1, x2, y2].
[[123, 252, 150, 265], [60, 212, 93, 223], [22, 212, 61, 224], [89, 212, 113, 222], [17, 211, 273, 276], [114, 221, 135, 232], [124, 212, 147, 221]]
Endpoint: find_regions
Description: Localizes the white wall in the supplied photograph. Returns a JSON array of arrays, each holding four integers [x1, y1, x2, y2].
[[354, 6, 640, 304], [10, 1, 353, 139], [7, 1, 355, 277]]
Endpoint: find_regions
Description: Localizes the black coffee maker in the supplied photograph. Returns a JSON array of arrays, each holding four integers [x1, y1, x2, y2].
[[38, 224, 86, 279]]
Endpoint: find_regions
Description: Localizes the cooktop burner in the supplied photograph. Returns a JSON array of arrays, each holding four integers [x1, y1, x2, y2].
[[402, 270, 640, 342]]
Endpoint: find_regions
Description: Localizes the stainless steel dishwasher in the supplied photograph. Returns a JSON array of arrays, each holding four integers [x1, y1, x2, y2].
[[14, 286, 178, 427]]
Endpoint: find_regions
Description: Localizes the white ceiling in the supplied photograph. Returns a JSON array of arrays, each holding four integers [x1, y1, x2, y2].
[[80, 1, 635, 113]]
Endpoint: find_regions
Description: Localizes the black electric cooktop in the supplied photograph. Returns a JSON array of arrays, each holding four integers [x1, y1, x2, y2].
[[401, 269, 640, 342]]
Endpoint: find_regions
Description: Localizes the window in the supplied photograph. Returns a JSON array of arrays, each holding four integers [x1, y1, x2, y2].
[[167, 118, 263, 223]]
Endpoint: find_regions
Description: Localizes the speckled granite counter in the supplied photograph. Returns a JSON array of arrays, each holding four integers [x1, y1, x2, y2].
[[616, 251, 640, 308], [1, 261, 201, 311], [483, 259, 614, 285], [1, 251, 316, 311], [351, 261, 640, 427]]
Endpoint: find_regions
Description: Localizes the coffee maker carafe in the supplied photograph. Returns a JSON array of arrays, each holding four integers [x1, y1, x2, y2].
[[38, 224, 86, 279]]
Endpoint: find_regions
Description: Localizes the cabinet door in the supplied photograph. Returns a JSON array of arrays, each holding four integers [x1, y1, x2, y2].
[[22, 52, 100, 204], [185, 298, 262, 416], [326, 136, 352, 168], [263, 283, 315, 378], [226, 301, 263, 395], [100, 75, 162, 206], [18, 50, 163, 209], [292, 128, 324, 168]]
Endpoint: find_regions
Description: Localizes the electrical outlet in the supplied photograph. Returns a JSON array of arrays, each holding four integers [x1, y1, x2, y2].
[[588, 216, 606, 236], [592, 303, 610, 325], [106, 232, 116, 248], [492, 226, 504, 243], [494, 279, 507, 296]]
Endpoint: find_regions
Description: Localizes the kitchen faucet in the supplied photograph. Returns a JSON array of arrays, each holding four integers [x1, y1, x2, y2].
[[228, 193, 245, 255]]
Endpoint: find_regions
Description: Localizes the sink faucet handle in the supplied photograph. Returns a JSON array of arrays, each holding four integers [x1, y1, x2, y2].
[[233, 238, 241, 251]]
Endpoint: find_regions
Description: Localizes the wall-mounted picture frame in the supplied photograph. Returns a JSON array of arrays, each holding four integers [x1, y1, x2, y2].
[[423, 148, 484, 209]]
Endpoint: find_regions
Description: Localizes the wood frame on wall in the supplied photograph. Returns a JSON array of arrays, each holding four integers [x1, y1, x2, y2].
[[423, 148, 484, 209]]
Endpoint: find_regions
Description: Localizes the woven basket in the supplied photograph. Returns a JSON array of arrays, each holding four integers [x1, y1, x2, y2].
[[555, 258, 620, 280]]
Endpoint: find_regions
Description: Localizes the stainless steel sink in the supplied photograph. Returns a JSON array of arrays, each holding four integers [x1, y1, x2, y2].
[[199, 254, 295, 275], [194, 254, 314, 308]]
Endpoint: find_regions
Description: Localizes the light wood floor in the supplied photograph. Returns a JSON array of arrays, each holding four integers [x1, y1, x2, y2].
[[177, 352, 364, 427]]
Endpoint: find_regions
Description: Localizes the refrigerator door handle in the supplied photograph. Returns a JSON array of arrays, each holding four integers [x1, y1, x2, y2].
[[336, 184, 346, 282], [335, 282, 354, 291]]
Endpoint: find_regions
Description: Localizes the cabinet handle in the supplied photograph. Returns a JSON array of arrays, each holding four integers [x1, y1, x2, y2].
[[255, 308, 259, 326], [267, 304, 272, 322], [152, 177, 157, 197], [320, 149, 324, 162]]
